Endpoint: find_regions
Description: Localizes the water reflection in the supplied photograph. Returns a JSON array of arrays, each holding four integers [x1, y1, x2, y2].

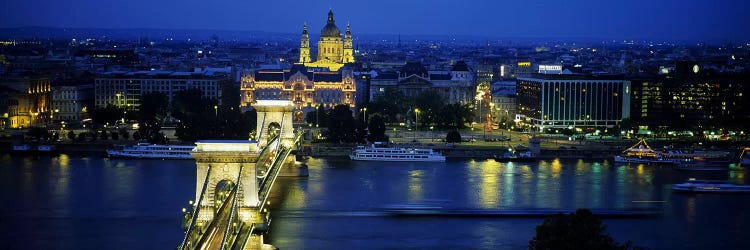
[[407, 169, 424, 203], [478, 160, 500, 208], [50, 154, 71, 217]]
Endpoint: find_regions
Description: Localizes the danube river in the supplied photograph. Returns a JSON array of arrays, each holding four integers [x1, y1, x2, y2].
[[1, 154, 749, 249]]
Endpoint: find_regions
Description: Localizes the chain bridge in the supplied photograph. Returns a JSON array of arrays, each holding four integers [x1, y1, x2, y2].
[[178, 100, 303, 250]]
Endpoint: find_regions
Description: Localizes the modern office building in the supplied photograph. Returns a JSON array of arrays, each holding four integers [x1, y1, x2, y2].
[[516, 74, 631, 131], [629, 65, 749, 131], [94, 70, 230, 111]]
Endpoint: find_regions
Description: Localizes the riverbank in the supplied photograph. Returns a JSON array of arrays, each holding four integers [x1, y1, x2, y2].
[[300, 143, 624, 159]]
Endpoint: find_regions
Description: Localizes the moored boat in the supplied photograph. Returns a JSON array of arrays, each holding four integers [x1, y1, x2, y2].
[[613, 139, 672, 164], [349, 142, 446, 162], [107, 143, 195, 159], [740, 148, 750, 165], [672, 178, 750, 194], [493, 150, 535, 163]]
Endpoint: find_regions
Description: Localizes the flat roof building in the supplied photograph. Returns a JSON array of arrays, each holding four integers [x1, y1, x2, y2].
[[516, 74, 630, 132]]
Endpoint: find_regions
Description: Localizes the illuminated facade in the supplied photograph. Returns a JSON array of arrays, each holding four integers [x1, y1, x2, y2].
[[298, 10, 354, 71], [240, 65, 356, 122], [516, 74, 631, 131], [5, 78, 51, 128]]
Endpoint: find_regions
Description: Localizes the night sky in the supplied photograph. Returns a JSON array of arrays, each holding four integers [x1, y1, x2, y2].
[[2, 0, 748, 42]]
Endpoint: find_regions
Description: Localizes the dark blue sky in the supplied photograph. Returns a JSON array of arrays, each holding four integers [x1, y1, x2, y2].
[[2, 0, 748, 42]]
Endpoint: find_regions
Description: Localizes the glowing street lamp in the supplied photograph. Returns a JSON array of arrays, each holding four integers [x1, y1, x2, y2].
[[214, 105, 218, 116], [363, 107, 367, 124], [414, 108, 420, 142]]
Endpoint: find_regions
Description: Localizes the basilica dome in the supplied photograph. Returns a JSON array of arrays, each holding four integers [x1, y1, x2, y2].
[[320, 10, 341, 38]]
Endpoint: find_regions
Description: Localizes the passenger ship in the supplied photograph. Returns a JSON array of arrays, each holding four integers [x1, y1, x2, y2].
[[349, 142, 446, 162], [107, 143, 195, 159], [613, 139, 672, 164]]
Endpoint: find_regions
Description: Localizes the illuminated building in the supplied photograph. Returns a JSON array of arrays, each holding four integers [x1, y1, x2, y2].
[[630, 64, 749, 131], [4, 77, 51, 128], [369, 61, 474, 104], [298, 10, 354, 71], [516, 74, 631, 131], [240, 65, 356, 122], [490, 81, 517, 125], [629, 78, 667, 127], [52, 85, 93, 122], [94, 70, 230, 110]]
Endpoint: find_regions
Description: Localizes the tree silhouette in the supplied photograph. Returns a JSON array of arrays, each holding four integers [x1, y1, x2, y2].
[[529, 209, 639, 250]]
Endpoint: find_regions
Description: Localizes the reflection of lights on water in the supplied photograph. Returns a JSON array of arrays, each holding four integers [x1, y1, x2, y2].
[[551, 158, 562, 178], [478, 161, 500, 208], [58, 154, 70, 168], [591, 162, 602, 173], [729, 170, 744, 181], [408, 169, 424, 203], [637, 165, 644, 175], [575, 159, 586, 174], [686, 196, 696, 224]]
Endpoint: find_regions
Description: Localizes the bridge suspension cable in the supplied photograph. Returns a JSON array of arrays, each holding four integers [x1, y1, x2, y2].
[[219, 163, 245, 250], [179, 165, 213, 250]]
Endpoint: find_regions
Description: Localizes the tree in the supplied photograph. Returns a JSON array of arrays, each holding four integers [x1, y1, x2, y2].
[[90, 105, 124, 126], [305, 105, 330, 127], [119, 129, 130, 140], [27, 127, 49, 141], [110, 130, 119, 140], [100, 130, 109, 140], [367, 113, 389, 142], [438, 103, 474, 129], [529, 209, 638, 250], [446, 129, 462, 143], [77, 132, 87, 142], [174, 105, 256, 142], [414, 90, 445, 128], [67, 131, 76, 140], [138, 92, 169, 143], [326, 104, 356, 143]]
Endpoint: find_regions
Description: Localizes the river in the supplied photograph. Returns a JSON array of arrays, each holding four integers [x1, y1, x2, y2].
[[1, 154, 748, 249]]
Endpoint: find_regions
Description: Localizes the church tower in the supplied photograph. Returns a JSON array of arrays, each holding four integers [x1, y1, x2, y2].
[[299, 23, 311, 63], [343, 23, 354, 63]]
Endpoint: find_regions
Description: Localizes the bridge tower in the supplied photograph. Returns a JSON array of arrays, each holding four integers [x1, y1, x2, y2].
[[183, 100, 298, 250]]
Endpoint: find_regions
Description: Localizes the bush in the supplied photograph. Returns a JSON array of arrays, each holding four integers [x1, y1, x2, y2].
[[446, 130, 461, 143]]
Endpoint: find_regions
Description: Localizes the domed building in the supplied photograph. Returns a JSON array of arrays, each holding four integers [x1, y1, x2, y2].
[[299, 10, 354, 71]]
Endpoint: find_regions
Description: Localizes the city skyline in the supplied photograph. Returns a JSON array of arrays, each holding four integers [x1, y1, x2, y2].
[[2, 0, 749, 43]]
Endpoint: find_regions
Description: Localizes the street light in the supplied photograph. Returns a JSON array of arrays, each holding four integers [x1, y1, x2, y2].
[[430, 126, 434, 142], [414, 108, 420, 143], [363, 107, 367, 124], [214, 105, 218, 116]]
